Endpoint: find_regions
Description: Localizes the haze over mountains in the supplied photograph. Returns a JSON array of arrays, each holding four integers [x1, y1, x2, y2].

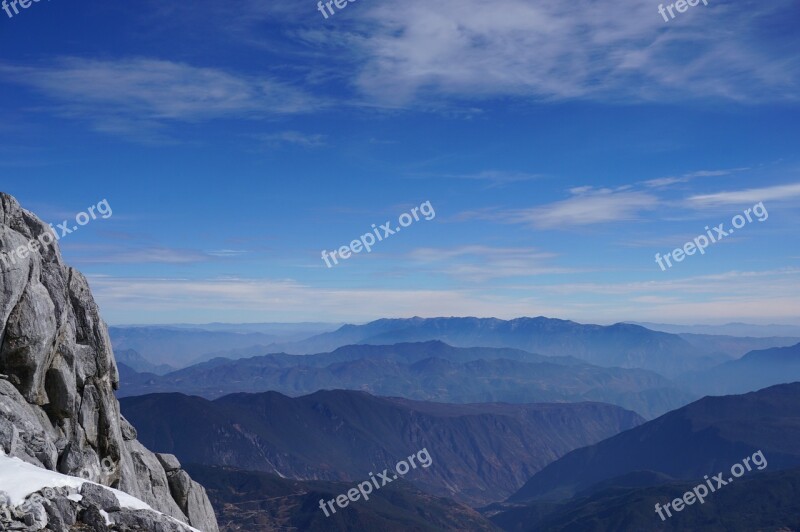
[[629, 321, 800, 338], [259, 317, 730, 376], [682, 343, 800, 396], [108, 317, 795, 376], [116, 341, 692, 418], [104, 316, 800, 530]]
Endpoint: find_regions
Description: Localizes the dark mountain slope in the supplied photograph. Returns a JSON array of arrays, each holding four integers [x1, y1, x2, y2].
[[186, 464, 500, 532], [492, 467, 800, 531], [120, 390, 643, 506], [509, 382, 800, 503]]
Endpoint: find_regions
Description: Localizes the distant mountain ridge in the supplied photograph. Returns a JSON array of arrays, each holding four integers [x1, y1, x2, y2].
[[628, 321, 800, 338], [120, 389, 643, 506], [682, 342, 800, 396], [115, 348, 176, 375], [272, 317, 726, 376], [116, 341, 694, 418], [109, 326, 281, 367]]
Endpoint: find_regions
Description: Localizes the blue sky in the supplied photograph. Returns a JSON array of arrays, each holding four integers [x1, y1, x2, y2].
[[1, 0, 798, 325]]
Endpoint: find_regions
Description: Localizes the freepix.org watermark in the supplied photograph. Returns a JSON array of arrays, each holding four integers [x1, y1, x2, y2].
[[654, 450, 767, 521], [658, 0, 709, 22], [316, 0, 358, 20], [0, 199, 113, 269], [2, 0, 47, 20], [318, 447, 433, 517], [321, 200, 435, 268], [655, 201, 767, 271]]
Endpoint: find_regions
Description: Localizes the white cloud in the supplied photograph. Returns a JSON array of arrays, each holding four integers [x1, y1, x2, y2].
[[354, 0, 799, 104], [689, 182, 800, 205], [642, 168, 748, 189], [0, 58, 319, 136], [87, 275, 567, 323], [72, 247, 213, 264], [259, 130, 327, 148], [505, 188, 660, 229], [86, 268, 800, 325], [409, 245, 572, 280]]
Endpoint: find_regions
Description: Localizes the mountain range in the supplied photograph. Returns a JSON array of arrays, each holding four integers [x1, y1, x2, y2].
[[120, 389, 643, 506], [262, 317, 728, 376], [115, 341, 694, 418], [110, 317, 751, 376]]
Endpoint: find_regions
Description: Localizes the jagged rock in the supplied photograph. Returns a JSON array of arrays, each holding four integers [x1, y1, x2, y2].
[[119, 415, 137, 441], [42, 496, 72, 529], [126, 439, 188, 520], [80, 483, 120, 512], [76, 505, 110, 531], [157, 453, 182, 472], [183, 479, 218, 531], [0, 193, 219, 532], [167, 470, 192, 510]]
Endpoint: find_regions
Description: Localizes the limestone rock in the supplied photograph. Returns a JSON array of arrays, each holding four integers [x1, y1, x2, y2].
[[157, 452, 182, 472], [0, 192, 219, 532]]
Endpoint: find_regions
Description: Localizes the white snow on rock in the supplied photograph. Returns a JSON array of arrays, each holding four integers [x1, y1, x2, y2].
[[0, 450, 200, 531]]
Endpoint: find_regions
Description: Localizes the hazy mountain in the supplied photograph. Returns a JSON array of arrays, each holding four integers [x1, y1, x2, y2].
[[115, 348, 176, 375], [491, 467, 800, 531], [682, 342, 800, 396], [186, 464, 500, 532], [629, 321, 800, 338], [508, 382, 800, 503], [116, 341, 693, 418], [149, 322, 342, 336], [109, 326, 281, 367], [678, 333, 800, 358], [180, 338, 579, 369], [120, 390, 643, 506], [274, 317, 723, 376]]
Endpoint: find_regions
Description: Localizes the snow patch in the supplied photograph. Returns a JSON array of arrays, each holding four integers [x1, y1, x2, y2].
[[0, 450, 200, 531]]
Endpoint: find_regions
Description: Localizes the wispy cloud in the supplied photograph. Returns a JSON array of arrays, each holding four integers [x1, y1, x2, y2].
[[258, 130, 327, 148], [642, 168, 748, 189], [72, 247, 214, 264], [354, 0, 799, 105], [87, 268, 800, 325], [689, 182, 800, 205], [413, 170, 544, 187], [500, 188, 660, 229], [0, 57, 320, 137], [409, 245, 571, 280], [87, 275, 567, 323]]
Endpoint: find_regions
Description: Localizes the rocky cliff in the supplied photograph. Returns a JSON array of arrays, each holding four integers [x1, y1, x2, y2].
[[0, 192, 219, 531]]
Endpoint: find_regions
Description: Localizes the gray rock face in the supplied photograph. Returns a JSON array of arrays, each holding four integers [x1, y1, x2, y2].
[[0, 485, 199, 532], [157, 452, 182, 472], [0, 193, 219, 532]]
